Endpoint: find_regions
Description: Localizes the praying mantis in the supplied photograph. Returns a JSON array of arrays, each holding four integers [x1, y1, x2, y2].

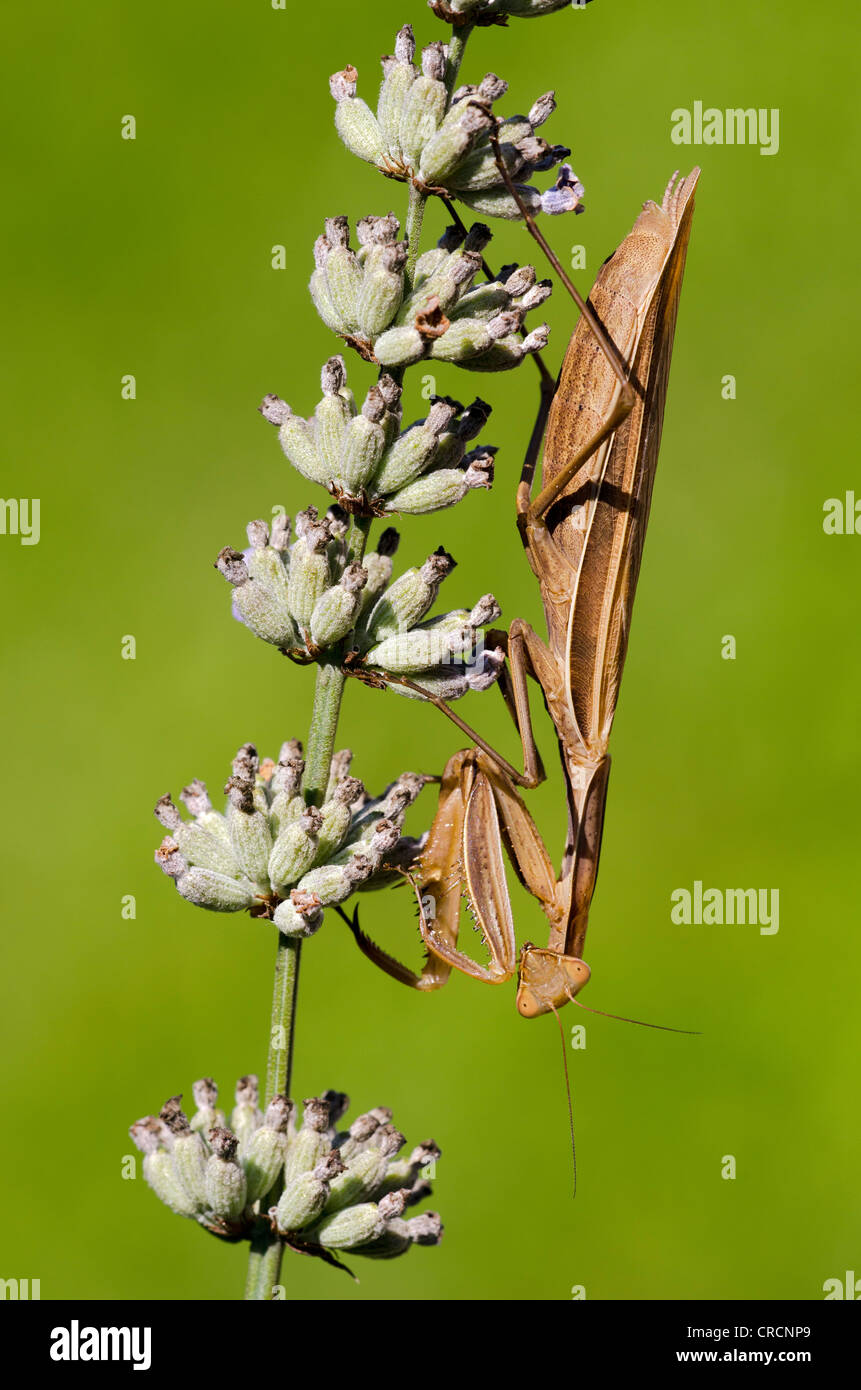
[[346, 160, 700, 1022]]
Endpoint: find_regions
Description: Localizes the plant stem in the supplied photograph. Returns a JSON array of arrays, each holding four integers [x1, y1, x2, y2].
[[243, 520, 371, 1301], [444, 23, 473, 98], [403, 181, 427, 297], [301, 659, 348, 805], [265, 935, 301, 1105], [244, 1226, 286, 1302]]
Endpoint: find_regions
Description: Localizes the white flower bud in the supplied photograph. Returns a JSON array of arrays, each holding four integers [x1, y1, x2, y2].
[[542, 163, 585, 215], [449, 279, 511, 322], [293, 862, 354, 907], [309, 565, 366, 648], [278, 412, 330, 485], [455, 183, 543, 221], [313, 784, 360, 864], [337, 392, 387, 491], [284, 1099, 332, 1183], [242, 1096, 293, 1203], [204, 1129, 247, 1223], [322, 225, 362, 333], [374, 324, 425, 368], [174, 821, 239, 876], [130, 1120, 202, 1218], [273, 1173, 329, 1232], [273, 892, 324, 939], [313, 359, 354, 476], [225, 782, 272, 886], [366, 550, 455, 638], [428, 316, 495, 363], [366, 624, 477, 674], [371, 402, 455, 494], [377, 36, 416, 157], [189, 1079, 224, 1136], [331, 68, 385, 165], [287, 531, 332, 628], [398, 67, 447, 165], [356, 241, 406, 338], [386, 460, 492, 513], [311, 1201, 385, 1250], [175, 867, 257, 912], [267, 810, 321, 893]]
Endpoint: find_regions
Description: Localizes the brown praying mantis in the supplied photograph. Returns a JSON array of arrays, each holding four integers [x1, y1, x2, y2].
[[345, 160, 701, 1024]]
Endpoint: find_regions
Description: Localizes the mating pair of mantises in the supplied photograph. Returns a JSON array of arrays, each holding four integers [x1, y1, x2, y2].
[[346, 155, 701, 1037]]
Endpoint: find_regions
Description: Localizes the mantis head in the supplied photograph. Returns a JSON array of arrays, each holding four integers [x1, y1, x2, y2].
[[516, 946, 591, 1019]]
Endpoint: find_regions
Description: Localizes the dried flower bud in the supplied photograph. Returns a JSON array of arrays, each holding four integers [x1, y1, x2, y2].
[[283, 1097, 332, 1184], [457, 182, 543, 221], [398, 55, 447, 165], [204, 1128, 247, 1222], [215, 547, 249, 587], [174, 867, 258, 913], [366, 549, 455, 639], [231, 1076, 262, 1151], [272, 1170, 330, 1233], [242, 1095, 293, 1203], [258, 393, 291, 427], [337, 390, 388, 491], [272, 891, 324, 938], [190, 1078, 224, 1136], [541, 163, 585, 216], [287, 531, 332, 629], [130, 1119, 202, 1219], [386, 459, 492, 513], [268, 814, 320, 894], [331, 67, 385, 164], [310, 1202, 386, 1250]]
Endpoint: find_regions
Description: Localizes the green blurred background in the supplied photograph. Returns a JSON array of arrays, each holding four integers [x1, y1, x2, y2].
[[2, 0, 858, 1301]]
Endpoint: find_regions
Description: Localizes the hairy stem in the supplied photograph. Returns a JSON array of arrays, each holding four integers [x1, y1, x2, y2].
[[403, 181, 427, 297], [444, 24, 473, 98], [244, 1226, 287, 1302], [265, 935, 301, 1105]]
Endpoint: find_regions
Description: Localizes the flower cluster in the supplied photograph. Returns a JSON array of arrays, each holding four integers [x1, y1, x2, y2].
[[353, 547, 504, 699], [215, 506, 503, 695], [154, 741, 430, 937], [130, 1080, 442, 1261], [261, 358, 496, 515], [330, 26, 580, 218], [311, 219, 551, 371], [374, 222, 552, 369]]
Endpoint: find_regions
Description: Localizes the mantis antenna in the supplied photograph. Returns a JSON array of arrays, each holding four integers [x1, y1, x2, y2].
[[564, 990, 701, 1035]]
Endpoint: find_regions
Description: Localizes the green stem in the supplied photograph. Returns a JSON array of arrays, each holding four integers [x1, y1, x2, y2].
[[301, 660, 348, 806], [244, 1227, 286, 1302], [444, 23, 473, 99], [346, 513, 372, 566], [265, 935, 301, 1105], [403, 181, 427, 297], [243, 520, 372, 1301]]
